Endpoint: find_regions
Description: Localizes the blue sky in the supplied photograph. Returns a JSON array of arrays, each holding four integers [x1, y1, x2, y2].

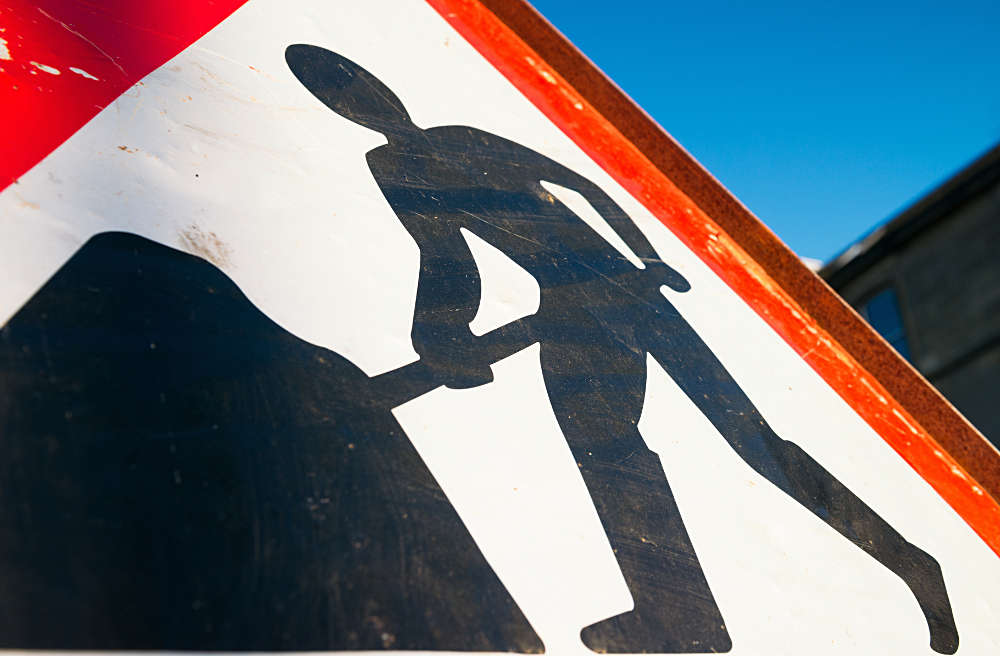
[[529, 0, 1000, 262]]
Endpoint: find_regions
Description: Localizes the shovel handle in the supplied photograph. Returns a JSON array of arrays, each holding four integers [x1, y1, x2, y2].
[[369, 319, 537, 407]]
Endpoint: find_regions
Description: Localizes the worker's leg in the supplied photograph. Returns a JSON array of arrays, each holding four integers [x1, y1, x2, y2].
[[643, 306, 958, 654], [539, 340, 730, 653]]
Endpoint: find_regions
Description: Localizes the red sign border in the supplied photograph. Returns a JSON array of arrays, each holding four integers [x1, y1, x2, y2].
[[426, 0, 1000, 554]]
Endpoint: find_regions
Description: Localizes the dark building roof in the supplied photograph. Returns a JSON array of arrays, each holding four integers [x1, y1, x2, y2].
[[820, 143, 1000, 287]]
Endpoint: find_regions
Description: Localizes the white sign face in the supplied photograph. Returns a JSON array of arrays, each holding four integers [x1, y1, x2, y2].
[[0, 1, 997, 655]]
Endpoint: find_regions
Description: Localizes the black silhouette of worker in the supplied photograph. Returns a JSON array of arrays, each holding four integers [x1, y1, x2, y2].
[[286, 44, 959, 655]]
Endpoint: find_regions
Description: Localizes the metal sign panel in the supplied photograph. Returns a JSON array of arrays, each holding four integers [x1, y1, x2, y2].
[[1, 1, 998, 655]]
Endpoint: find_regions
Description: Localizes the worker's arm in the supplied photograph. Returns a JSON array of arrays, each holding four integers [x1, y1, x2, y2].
[[534, 152, 690, 292], [368, 147, 495, 389]]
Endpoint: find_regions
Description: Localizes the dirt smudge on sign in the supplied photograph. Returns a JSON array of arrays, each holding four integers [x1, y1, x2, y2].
[[179, 224, 232, 268]]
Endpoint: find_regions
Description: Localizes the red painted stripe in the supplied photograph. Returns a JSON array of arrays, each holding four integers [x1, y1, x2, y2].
[[427, 0, 1000, 554], [0, 0, 248, 192]]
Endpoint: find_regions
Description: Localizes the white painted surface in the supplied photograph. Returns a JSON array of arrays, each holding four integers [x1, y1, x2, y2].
[[1, 0, 998, 654], [540, 180, 645, 269], [463, 228, 541, 337]]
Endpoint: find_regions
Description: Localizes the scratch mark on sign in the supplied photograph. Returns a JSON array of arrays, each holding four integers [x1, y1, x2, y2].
[[37, 7, 126, 76]]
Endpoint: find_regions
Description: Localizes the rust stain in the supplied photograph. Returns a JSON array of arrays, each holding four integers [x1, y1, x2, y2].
[[14, 194, 39, 210], [117, 145, 137, 153], [178, 224, 233, 268]]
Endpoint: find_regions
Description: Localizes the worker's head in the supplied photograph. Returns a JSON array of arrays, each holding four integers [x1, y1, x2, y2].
[[286, 45, 417, 139]]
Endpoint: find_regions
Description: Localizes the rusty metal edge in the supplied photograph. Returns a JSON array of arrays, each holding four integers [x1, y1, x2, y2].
[[476, 0, 1000, 504]]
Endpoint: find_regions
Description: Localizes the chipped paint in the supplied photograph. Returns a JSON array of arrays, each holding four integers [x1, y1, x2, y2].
[[29, 60, 60, 75], [69, 66, 98, 80], [1, 0, 251, 193]]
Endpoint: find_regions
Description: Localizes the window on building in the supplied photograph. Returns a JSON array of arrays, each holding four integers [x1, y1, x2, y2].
[[858, 287, 911, 361]]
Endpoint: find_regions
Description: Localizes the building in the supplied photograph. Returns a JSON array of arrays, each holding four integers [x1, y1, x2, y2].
[[821, 143, 1000, 447]]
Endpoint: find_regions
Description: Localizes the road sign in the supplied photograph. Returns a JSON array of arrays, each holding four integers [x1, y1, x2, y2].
[[1, 1, 999, 654]]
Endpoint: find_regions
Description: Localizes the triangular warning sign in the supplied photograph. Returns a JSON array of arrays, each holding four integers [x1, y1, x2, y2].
[[1, 1, 997, 654]]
